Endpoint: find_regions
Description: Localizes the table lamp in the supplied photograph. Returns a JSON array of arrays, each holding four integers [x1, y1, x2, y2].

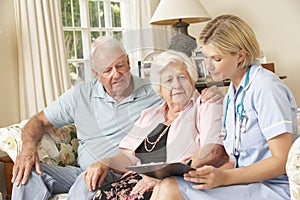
[[149, 0, 211, 57]]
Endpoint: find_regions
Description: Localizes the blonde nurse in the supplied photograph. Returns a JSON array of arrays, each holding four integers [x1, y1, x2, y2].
[[150, 14, 298, 200]]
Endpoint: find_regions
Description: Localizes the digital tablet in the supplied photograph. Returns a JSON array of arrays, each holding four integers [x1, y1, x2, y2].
[[126, 162, 195, 179]]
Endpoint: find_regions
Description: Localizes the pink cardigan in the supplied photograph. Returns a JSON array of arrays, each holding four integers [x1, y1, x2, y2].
[[119, 91, 223, 163]]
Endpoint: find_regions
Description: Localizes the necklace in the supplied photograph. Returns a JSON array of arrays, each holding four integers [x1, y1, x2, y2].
[[144, 125, 170, 152]]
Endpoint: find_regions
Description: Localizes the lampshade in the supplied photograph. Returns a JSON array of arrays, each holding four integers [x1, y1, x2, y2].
[[150, 0, 211, 25]]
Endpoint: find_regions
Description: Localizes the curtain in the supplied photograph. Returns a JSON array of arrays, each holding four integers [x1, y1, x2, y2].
[[14, 0, 70, 120], [122, 0, 173, 76]]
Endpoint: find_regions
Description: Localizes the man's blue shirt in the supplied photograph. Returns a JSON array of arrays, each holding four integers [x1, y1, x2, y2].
[[44, 76, 162, 169]]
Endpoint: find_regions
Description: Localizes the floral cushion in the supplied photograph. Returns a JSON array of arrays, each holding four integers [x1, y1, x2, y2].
[[0, 120, 78, 167]]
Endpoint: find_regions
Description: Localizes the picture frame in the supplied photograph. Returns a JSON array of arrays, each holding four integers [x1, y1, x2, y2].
[[192, 52, 209, 82]]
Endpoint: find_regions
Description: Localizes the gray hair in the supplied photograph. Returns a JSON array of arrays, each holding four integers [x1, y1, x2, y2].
[[90, 36, 126, 69], [150, 50, 198, 93]]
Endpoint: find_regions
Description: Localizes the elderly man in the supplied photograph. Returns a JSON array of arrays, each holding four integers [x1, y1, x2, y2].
[[11, 37, 222, 200]]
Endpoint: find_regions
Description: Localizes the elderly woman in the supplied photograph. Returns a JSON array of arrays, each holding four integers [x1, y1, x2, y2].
[[87, 50, 227, 200]]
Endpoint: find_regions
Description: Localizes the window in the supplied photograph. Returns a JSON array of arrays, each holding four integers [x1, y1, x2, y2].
[[61, 0, 125, 85]]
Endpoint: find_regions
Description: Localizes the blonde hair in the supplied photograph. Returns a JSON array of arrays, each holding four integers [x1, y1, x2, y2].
[[200, 14, 261, 68], [150, 50, 198, 94]]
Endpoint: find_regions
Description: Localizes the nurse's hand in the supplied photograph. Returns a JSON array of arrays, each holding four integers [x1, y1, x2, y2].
[[183, 165, 225, 189], [201, 86, 224, 104]]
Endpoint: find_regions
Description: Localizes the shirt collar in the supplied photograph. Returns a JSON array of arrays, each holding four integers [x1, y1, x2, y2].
[[228, 64, 260, 99], [91, 75, 149, 102]]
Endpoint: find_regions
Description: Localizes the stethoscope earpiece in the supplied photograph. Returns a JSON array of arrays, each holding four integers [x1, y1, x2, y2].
[[240, 126, 246, 134]]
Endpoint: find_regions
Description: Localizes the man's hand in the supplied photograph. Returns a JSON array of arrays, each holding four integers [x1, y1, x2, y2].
[[11, 143, 41, 186], [83, 161, 110, 191], [201, 85, 224, 104], [11, 111, 53, 186]]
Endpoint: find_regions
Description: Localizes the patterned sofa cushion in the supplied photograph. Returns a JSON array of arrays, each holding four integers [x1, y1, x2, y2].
[[0, 120, 78, 167]]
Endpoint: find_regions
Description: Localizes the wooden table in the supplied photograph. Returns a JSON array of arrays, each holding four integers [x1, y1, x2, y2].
[[0, 156, 13, 200], [195, 79, 230, 92], [195, 75, 287, 92]]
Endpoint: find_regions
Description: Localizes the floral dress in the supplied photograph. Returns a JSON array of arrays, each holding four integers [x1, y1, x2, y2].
[[93, 123, 169, 200]]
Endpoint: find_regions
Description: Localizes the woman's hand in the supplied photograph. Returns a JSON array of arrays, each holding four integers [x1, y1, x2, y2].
[[201, 85, 224, 104], [131, 175, 160, 195], [83, 160, 110, 191], [184, 165, 226, 189], [191, 144, 229, 168]]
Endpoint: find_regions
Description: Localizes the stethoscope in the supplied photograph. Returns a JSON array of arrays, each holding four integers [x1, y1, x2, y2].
[[219, 66, 251, 158]]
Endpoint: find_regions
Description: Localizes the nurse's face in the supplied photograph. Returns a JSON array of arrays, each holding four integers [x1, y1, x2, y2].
[[202, 44, 244, 82], [159, 63, 194, 111]]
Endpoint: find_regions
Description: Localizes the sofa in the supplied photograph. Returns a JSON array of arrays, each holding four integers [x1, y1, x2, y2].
[[286, 108, 300, 200], [0, 120, 78, 200], [1, 109, 300, 200]]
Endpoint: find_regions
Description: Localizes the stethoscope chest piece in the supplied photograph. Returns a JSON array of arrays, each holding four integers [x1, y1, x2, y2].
[[219, 128, 227, 140]]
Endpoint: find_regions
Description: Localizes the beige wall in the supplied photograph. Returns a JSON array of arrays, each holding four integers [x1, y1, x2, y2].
[[0, 0, 18, 196], [189, 0, 300, 106], [0, 0, 19, 127]]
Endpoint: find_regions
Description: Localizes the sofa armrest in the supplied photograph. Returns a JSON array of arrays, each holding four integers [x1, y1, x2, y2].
[[287, 137, 300, 200], [286, 108, 300, 200]]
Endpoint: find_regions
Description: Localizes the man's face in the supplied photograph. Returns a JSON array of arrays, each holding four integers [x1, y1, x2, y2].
[[93, 49, 131, 97]]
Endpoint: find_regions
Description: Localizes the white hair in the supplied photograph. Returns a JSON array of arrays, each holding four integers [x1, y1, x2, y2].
[[149, 50, 198, 94], [90, 36, 126, 69]]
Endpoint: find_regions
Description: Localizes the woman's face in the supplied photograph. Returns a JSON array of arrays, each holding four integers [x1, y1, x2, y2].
[[202, 44, 243, 81], [159, 62, 194, 111]]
